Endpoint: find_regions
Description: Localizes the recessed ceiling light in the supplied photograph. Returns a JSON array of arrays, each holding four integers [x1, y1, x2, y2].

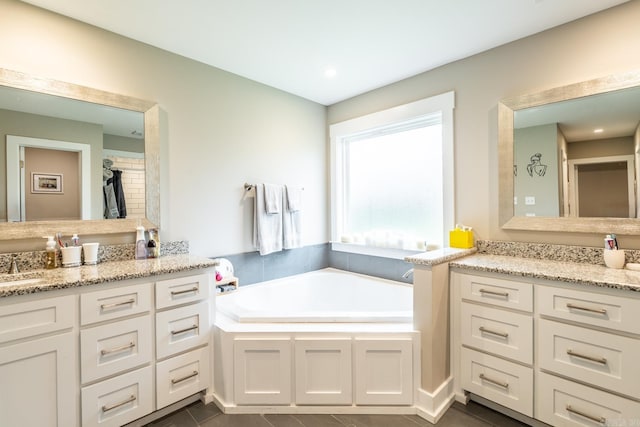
[[324, 67, 337, 79], [594, 128, 604, 133]]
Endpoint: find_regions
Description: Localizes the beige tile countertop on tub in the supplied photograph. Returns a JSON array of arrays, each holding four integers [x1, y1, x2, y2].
[[450, 253, 640, 292], [0, 254, 217, 298]]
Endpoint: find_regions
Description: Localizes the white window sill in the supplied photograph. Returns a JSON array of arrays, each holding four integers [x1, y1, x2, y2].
[[331, 242, 423, 260]]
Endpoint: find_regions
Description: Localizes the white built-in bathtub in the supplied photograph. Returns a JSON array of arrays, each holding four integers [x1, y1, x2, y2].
[[213, 268, 420, 414], [217, 268, 412, 323]]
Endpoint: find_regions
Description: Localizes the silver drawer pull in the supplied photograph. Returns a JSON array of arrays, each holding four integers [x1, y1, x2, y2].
[[171, 370, 199, 385], [566, 303, 607, 315], [102, 395, 136, 412], [478, 288, 509, 298], [479, 373, 509, 389], [567, 349, 607, 365], [101, 341, 135, 356], [479, 326, 509, 338], [171, 324, 198, 335], [566, 404, 606, 424], [171, 287, 199, 296], [100, 299, 135, 310]]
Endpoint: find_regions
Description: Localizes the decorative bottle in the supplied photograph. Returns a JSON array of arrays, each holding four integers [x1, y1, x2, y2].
[[135, 225, 147, 260]]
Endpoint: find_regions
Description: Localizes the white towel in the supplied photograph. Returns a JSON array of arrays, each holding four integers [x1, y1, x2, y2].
[[263, 183, 281, 214], [253, 184, 283, 255], [285, 185, 303, 212], [283, 185, 303, 249]]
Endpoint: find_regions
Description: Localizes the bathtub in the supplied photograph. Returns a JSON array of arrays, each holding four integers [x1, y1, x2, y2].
[[216, 268, 413, 323], [213, 268, 419, 413]]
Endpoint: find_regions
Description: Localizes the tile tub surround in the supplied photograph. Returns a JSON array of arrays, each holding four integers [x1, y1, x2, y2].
[[221, 243, 417, 286], [0, 240, 189, 273], [451, 253, 640, 292], [0, 253, 217, 297]]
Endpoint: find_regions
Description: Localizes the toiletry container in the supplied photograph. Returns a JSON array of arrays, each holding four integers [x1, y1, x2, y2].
[[44, 236, 57, 269], [135, 225, 147, 260]]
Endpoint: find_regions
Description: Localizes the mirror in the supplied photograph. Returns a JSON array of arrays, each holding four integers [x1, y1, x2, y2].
[[499, 69, 640, 234], [0, 68, 159, 240]]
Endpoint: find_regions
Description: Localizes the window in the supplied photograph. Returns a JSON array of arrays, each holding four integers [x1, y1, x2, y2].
[[330, 92, 454, 258]]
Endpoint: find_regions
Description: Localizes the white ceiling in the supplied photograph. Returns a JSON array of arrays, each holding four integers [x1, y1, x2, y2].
[[21, 0, 629, 105]]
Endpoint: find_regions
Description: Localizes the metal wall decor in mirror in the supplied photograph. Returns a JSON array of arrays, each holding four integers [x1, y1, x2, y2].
[[499, 69, 640, 234], [0, 68, 159, 240]]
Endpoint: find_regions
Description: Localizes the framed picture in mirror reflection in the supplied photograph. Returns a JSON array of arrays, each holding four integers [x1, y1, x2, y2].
[[32, 172, 63, 194]]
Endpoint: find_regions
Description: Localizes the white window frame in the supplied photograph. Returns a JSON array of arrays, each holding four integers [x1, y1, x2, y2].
[[330, 91, 455, 259]]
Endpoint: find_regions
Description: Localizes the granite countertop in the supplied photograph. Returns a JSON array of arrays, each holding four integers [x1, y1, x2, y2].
[[0, 254, 217, 298], [405, 247, 478, 266], [450, 253, 640, 292]]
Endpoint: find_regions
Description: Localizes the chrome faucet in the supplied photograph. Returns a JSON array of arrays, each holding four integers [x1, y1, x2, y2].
[[8, 254, 19, 274], [402, 268, 413, 279]]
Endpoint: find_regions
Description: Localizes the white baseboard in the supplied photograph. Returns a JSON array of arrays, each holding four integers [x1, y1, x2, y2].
[[414, 377, 455, 424]]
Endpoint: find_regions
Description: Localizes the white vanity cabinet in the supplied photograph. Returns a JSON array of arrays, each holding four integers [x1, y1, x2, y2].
[[452, 269, 640, 427], [536, 285, 640, 426], [0, 266, 214, 427], [0, 295, 78, 427], [452, 272, 534, 416]]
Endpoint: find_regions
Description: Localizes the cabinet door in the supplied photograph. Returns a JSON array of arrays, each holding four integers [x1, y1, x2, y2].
[[156, 273, 211, 309], [81, 283, 152, 326], [157, 347, 210, 409], [234, 338, 292, 405], [353, 338, 413, 405], [0, 332, 77, 427], [156, 301, 210, 359], [80, 315, 153, 384], [295, 338, 352, 405]]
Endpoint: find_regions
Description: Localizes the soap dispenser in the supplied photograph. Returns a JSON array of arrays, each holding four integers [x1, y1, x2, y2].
[[44, 236, 57, 269], [135, 225, 147, 260]]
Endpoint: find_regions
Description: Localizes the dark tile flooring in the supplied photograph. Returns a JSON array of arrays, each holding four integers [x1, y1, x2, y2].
[[146, 400, 529, 427]]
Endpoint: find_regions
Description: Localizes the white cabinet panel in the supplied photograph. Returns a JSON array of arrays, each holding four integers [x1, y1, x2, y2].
[[157, 346, 210, 409], [156, 274, 211, 309], [461, 347, 533, 417], [538, 318, 640, 398], [458, 273, 533, 312], [81, 365, 153, 427], [538, 285, 640, 335], [81, 283, 152, 326], [0, 332, 77, 427], [156, 301, 210, 359], [461, 302, 533, 364], [354, 339, 413, 406], [234, 338, 292, 405], [294, 338, 352, 405], [537, 371, 640, 427], [80, 316, 152, 384], [0, 295, 74, 343]]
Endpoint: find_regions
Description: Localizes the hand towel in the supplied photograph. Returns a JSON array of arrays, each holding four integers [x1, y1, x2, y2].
[[285, 185, 303, 212], [283, 185, 303, 249], [263, 183, 281, 214], [253, 184, 283, 255]]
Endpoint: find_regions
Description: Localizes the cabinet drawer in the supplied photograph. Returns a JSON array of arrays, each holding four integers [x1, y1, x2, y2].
[[538, 285, 640, 334], [156, 346, 210, 409], [80, 316, 152, 384], [0, 295, 74, 343], [461, 347, 533, 417], [156, 301, 210, 359], [537, 371, 640, 427], [81, 365, 153, 427], [457, 273, 533, 312], [461, 302, 533, 364], [156, 273, 211, 309], [81, 283, 151, 326], [538, 319, 640, 398]]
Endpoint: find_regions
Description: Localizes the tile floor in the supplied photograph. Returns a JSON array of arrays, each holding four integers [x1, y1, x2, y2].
[[146, 400, 530, 427]]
